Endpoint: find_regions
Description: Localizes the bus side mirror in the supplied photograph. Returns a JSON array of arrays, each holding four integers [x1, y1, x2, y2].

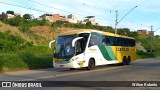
[[72, 37, 83, 47], [49, 40, 55, 49]]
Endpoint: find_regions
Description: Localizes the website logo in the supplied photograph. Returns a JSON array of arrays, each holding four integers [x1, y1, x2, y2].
[[2, 82, 11, 87]]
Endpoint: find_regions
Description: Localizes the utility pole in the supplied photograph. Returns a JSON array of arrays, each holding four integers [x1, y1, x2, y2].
[[150, 25, 153, 53], [114, 6, 138, 35], [115, 10, 118, 34]]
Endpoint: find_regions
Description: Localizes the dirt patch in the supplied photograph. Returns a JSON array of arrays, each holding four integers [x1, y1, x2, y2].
[[136, 42, 146, 52]]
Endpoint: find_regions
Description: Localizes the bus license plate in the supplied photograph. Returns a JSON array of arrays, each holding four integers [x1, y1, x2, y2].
[[60, 65, 63, 67]]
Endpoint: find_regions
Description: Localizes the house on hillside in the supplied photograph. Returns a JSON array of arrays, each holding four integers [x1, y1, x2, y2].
[[137, 29, 154, 35], [37, 14, 66, 22], [67, 14, 78, 24], [82, 16, 98, 25], [6, 11, 21, 19]]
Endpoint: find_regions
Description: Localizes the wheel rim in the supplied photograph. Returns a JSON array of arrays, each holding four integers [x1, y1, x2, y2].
[[123, 57, 126, 65], [126, 57, 130, 65], [89, 60, 94, 69]]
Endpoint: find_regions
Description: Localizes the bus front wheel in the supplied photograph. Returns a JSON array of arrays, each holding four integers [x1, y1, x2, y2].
[[87, 59, 95, 70]]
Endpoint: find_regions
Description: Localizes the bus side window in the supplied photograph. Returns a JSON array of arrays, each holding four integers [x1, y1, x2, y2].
[[89, 35, 95, 47], [77, 33, 89, 55], [89, 33, 99, 47], [76, 40, 82, 55], [113, 37, 117, 46], [128, 39, 132, 47], [101, 35, 106, 45], [117, 38, 121, 46], [122, 38, 125, 46], [109, 37, 114, 46], [131, 39, 135, 47], [126, 39, 129, 46], [105, 36, 110, 46]]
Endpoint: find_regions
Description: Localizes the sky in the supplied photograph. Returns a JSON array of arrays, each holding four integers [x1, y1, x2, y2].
[[0, 0, 160, 35]]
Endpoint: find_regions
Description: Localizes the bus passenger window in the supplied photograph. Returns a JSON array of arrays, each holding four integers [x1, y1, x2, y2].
[[89, 33, 99, 47], [113, 37, 117, 46], [76, 33, 89, 55], [105, 36, 110, 46], [76, 40, 82, 55], [101, 36, 106, 45], [109, 37, 114, 46]]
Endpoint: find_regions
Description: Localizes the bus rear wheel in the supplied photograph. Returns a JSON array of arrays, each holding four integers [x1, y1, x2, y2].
[[126, 56, 131, 65], [122, 56, 127, 66], [87, 59, 95, 70]]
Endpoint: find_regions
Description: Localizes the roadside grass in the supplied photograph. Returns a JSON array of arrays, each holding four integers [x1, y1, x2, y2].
[[136, 50, 160, 59], [0, 45, 53, 72]]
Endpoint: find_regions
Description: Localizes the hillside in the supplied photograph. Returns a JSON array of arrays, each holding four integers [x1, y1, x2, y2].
[[0, 21, 31, 42], [0, 21, 146, 51], [0, 21, 79, 44]]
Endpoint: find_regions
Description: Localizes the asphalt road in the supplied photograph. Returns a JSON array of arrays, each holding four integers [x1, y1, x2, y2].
[[0, 58, 160, 90]]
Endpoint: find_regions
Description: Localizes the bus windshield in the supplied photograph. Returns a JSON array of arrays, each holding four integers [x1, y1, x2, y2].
[[54, 35, 77, 59]]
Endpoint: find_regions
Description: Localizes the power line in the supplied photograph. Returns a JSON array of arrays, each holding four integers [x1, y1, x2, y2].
[[118, 6, 138, 24], [70, 0, 115, 12], [0, 0, 115, 26], [0, 1, 48, 13], [27, 0, 115, 22], [154, 26, 160, 32], [126, 20, 150, 28], [27, 0, 73, 14]]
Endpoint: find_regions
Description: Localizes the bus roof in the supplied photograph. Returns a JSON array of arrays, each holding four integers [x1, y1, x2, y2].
[[59, 29, 135, 39], [59, 29, 91, 36]]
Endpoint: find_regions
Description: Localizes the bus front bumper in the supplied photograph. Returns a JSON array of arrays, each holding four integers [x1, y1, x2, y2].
[[53, 61, 81, 69]]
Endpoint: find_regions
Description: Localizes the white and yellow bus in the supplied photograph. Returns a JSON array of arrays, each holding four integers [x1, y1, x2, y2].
[[49, 29, 136, 70]]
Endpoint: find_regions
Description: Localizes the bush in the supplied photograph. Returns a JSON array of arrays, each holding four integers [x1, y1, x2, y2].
[[5, 16, 23, 26], [0, 31, 35, 52], [0, 31, 25, 52], [0, 50, 53, 72], [30, 19, 47, 26], [136, 50, 155, 59], [0, 53, 28, 71]]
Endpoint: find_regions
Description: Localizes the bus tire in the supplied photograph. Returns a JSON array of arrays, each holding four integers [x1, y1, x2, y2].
[[126, 56, 131, 65], [122, 56, 127, 65], [70, 68, 76, 70], [87, 59, 95, 70]]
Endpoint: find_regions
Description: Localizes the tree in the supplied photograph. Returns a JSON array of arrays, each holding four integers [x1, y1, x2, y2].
[[6, 16, 23, 26], [117, 28, 130, 36], [23, 14, 31, 20], [86, 21, 92, 28], [129, 31, 138, 37], [0, 12, 7, 22]]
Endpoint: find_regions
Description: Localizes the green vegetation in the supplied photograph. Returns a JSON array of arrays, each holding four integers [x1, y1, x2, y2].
[[51, 20, 115, 33], [136, 34, 160, 59], [2, 16, 47, 32], [0, 46, 52, 72], [23, 14, 31, 20], [0, 31, 52, 72], [137, 35, 160, 51], [0, 31, 25, 52], [136, 50, 155, 59]]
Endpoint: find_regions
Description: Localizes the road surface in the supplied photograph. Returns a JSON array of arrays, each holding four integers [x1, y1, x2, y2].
[[0, 58, 160, 90]]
